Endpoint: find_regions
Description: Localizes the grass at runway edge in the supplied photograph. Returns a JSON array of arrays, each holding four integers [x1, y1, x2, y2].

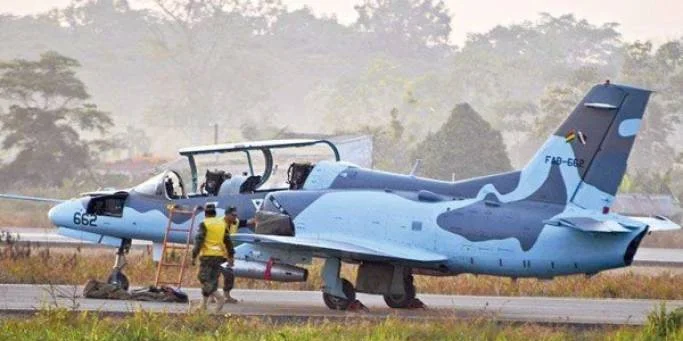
[[2, 247, 683, 300], [0, 307, 681, 340]]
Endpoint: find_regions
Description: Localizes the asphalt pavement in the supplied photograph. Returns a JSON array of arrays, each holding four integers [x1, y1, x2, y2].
[[0, 284, 681, 325]]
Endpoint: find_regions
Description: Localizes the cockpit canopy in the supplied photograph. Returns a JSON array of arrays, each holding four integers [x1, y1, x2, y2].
[[132, 170, 186, 199], [132, 140, 346, 200], [177, 139, 340, 197]]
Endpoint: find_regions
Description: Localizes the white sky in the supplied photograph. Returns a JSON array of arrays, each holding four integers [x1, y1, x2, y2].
[[1, 0, 682, 45]]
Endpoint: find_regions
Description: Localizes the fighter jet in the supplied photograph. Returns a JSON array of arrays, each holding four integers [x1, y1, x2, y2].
[[2, 82, 679, 310], [228, 81, 681, 310]]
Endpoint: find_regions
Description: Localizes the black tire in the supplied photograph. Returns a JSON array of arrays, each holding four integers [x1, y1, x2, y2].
[[322, 278, 355, 310], [107, 271, 130, 291], [383, 276, 416, 308]]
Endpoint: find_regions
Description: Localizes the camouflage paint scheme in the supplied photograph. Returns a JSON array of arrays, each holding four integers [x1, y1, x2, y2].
[[233, 82, 677, 281], [45, 83, 680, 298]]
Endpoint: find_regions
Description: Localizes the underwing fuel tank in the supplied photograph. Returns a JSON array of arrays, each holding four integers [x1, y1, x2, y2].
[[226, 260, 308, 282]]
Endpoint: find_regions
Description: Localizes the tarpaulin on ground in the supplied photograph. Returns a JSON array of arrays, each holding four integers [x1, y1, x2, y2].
[[82, 279, 188, 303]]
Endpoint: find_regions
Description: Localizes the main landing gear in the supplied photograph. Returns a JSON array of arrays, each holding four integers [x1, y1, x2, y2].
[[321, 258, 367, 311], [320, 258, 425, 311], [106, 238, 131, 291], [322, 278, 356, 310], [383, 273, 424, 309]]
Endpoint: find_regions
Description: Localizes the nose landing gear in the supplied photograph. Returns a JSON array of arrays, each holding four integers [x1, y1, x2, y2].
[[106, 238, 131, 290]]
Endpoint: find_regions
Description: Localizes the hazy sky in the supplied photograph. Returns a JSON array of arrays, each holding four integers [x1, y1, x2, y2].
[[1, 0, 682, 45]]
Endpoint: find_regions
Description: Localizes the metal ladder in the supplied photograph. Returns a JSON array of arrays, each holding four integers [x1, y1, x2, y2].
[[154, 205, 199, 289]]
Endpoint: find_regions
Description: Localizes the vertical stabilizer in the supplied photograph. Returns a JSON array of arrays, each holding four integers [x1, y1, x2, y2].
[[522, 82, 652, 211]]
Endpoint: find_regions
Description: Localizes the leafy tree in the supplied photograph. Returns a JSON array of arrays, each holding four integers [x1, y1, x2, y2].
[[0, 51, 113, 185], [535, 86, 581, 135], [145, 0, 283, 144], [372, 107, 412, 172], [492, 100, 539, 167], [451, 13, 621, 121], [354, 0, 451, 54], [320, 57, 452, 138], [618, 40, 682, 171], [413, 103, 512, 181]]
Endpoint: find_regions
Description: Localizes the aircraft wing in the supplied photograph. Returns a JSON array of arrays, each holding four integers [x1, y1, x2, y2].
[[232, 233, 448, 264], [0, 193, 64, 204]]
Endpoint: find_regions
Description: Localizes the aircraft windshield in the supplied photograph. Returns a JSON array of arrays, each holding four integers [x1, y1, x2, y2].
[[133, 173, 165, 196], [132, 171, 185, 199]]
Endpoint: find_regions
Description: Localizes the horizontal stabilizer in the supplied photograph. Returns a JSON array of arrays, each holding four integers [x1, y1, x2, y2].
[[544, 217, 633, 233], [628, 216, 681, 232], [0, 193, 64, 203], [232, 233, 447, 264]]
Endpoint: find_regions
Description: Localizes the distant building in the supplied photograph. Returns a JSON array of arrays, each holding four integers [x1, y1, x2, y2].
[[613, 194, 682, 222]]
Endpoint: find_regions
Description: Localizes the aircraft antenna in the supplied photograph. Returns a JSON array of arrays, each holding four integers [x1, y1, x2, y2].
[[409, 159, 422, 176]]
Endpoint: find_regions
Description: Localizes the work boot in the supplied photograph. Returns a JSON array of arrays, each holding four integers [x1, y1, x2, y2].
[[224, 291, 238, 304], [190, 295, 209, 312], [213, 291, 226, 313]]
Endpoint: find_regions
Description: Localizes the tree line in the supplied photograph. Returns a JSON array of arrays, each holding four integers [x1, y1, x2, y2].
[[0, 0, 680, 198]]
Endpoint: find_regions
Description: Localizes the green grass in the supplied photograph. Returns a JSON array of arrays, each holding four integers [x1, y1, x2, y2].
[[0, 309, 659, 340], [2, 307, 682, 340], [2, 244, 683, 300]]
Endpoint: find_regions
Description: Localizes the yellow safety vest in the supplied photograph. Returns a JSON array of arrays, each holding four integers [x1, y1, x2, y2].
[[228, 218, 239, 235], [199, 217, 228, 257]]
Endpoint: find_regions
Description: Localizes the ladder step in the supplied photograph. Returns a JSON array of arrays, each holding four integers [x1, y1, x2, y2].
[[164, 245, 189, 250], [168, 228, 192, 233], [155, 212, 195, 290]]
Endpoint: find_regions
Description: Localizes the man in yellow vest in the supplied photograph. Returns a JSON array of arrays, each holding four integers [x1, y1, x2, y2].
[[225, 205, 240, 235], [191, 203, 236, 312]]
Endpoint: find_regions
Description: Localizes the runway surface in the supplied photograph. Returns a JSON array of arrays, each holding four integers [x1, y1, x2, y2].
[[0, 284, 681, 325], [4, 227, 683, 267]]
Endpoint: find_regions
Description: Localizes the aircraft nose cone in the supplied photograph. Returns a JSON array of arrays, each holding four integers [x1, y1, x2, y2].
[[48, 202, 70, 227], [48, 205, 61, 226], [48, 206, 56, 223]]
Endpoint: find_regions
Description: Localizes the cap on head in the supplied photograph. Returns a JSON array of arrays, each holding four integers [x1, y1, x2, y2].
[[226, 206, 237, 215], [204, 203, 217, 215]]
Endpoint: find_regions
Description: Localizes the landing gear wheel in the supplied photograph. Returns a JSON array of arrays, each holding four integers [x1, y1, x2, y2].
[[107, 271, 129, 291], [383, 275, 417, 308], [322, 278, 355, 310], [107, 239, 131, 291]]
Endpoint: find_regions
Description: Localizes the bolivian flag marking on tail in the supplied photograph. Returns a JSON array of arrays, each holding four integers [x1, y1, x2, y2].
[[565, 129, 587, 145]]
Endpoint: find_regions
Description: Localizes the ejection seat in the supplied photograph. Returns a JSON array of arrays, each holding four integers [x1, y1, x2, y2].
[[287, 162, 314, 190], [201, 170, 231, 196], [216, 175, 262, 195]]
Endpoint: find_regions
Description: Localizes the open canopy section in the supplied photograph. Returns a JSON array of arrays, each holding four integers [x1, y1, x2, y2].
[[178, 139, 340, 157], [177, 139, 341, 195]]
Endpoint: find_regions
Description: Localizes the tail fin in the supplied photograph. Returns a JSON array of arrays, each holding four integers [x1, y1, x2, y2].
[[522, 82, 652, 210]]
